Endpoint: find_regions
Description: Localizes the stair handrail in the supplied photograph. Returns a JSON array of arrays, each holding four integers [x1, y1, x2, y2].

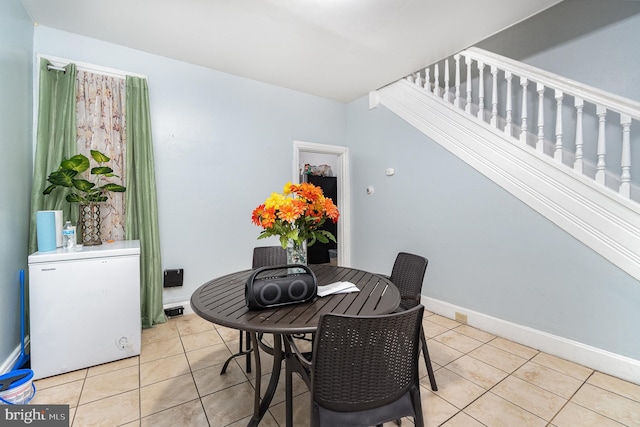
[[461, 47, 640, 120]]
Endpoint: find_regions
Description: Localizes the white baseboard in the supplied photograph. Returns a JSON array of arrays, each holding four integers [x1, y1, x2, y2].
[[0, 345, 21, 375], [423, 296, 640, 385], [163, 301, 194, 317]]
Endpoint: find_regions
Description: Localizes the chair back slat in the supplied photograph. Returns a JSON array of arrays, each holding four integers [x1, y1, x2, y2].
[[252, 246, 287, 269], [390, 252, 428, 309], [312, 305, 424, 412]]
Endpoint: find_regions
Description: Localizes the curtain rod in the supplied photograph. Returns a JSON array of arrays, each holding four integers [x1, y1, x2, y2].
[[46, 64, 67, 73], [37, 53, 148, 80]]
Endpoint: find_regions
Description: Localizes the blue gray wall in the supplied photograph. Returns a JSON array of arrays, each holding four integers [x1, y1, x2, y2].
[[31, 27, 347, 309], [0, 0, 34, 369], [346, 0, 640, 360], [346, 97, 640, 360]]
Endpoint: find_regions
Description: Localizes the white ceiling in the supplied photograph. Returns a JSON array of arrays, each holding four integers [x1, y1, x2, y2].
[[20, 0, 563, 102]]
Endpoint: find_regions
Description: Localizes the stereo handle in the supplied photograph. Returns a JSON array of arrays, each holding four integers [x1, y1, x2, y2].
[[248, 264, 315, 283]]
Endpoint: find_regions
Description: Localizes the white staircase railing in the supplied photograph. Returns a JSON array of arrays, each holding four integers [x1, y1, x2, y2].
[[371, 47, 640, 281], [408, 47, 640, 203]]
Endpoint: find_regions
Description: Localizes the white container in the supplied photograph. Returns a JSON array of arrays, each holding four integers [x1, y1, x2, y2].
[[28, 240, 141, 380], [0, 370, 35, 405]]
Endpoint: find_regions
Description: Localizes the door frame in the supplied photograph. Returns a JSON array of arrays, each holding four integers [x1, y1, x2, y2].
[[293, 140, 351, 267]]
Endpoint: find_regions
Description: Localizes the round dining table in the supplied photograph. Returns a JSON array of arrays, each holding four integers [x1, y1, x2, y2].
[[191, 263, 400, 427]]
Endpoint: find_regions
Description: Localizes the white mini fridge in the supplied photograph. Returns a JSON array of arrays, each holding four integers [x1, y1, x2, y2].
[[28, 240, 141, 380]]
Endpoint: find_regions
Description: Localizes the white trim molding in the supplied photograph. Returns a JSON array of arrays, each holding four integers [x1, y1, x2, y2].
[[423, 296, 640, 384], [375, 80, 640, 281], [293, 140, 351, 267]]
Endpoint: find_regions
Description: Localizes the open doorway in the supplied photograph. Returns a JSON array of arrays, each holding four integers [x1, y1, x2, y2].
[[293, 141, 351, 267]]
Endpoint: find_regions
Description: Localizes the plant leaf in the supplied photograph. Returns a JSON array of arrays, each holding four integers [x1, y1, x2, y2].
[[47, 169, 77, 187], [42, 184, 57, 195], [72, 179, 95, 191], [91, 166, 113, 175], [90, 149, 110, 163], [101, 183, 126, 192], [66, 193, 84, 203], [61, 155, 90, 173]]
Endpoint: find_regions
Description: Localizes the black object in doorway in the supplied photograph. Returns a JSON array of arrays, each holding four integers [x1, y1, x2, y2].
[[307, 175, 337, 264]]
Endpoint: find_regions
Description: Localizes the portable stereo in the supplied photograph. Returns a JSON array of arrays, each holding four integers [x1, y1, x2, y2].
[[245, 264, 317, 309]]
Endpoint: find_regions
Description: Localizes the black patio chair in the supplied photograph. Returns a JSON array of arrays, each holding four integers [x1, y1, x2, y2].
[[390, 252, 438, 391], [285, 305, 425, 427]]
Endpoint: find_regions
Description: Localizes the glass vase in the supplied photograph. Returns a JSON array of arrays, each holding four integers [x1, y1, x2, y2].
[[286, 240, 307, 272]]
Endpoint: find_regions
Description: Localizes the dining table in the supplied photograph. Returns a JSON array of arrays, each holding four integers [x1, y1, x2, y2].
[[190, 263, 401, 427]]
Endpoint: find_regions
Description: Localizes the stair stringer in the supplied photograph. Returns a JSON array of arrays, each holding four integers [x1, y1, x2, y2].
[[372, 79, 640, 281]]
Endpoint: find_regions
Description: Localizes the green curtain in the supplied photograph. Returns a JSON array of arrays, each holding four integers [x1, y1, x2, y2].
[[28, 59, 78, 254], [125, 76, 166, 328]]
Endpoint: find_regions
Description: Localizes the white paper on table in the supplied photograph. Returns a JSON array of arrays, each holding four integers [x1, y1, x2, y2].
[[317, 281, 359, 297]]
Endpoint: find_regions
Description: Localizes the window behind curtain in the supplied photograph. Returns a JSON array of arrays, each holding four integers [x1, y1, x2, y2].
[[75, 70, 126, 242]]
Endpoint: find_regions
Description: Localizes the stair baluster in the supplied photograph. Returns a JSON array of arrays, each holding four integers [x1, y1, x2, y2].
[[490, 66, 499, 127], [596, 105, 607, 185], [454, 54, 461, 108], [537, 83, 545, 152], [520, 77, 528, 143], [444, 58, 450, 102], [465, 56, 472, 114], [433, 63, 440, 97], [574, 97, 584, 174], [554, 90, 564, 162], [424, 67, 431, 93], [477, 61, 485, 121], [620, 114, 632, 198], [505, 71, 513, 137]]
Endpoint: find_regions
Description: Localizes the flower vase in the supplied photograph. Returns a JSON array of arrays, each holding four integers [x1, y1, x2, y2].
[[287, 240, 307, 273], [79, 202, 102, 246]]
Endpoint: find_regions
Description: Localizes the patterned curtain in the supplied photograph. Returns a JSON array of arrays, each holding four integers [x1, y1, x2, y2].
[[75, 70, 126, 242]]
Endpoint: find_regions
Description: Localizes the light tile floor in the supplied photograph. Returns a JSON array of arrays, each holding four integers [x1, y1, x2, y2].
[[31, 312, 640, 426]]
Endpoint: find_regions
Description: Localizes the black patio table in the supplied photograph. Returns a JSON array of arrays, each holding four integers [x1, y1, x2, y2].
[[191, 264, 400, 427]]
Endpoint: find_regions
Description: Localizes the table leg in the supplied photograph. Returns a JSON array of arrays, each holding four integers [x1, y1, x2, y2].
[[247, 333, 283, 427]]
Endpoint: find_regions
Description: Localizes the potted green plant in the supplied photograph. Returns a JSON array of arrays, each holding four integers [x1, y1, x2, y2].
[[43, 149, 126, 245]]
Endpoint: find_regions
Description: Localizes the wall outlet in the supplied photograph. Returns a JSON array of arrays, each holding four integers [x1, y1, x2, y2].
[[455, 312, 468, 324]]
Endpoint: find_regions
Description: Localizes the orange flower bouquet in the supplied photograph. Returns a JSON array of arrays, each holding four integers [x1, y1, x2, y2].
[[252, 182, 339, 256]]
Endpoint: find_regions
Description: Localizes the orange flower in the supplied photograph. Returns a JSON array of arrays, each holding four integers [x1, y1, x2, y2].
[[277, 199, 304, 223], [324, 198, 340, 222], [252, 182, 340, 248], [251, 205, 265, 226], [260, 206, 277, 228], [296, 182, 322, 201]]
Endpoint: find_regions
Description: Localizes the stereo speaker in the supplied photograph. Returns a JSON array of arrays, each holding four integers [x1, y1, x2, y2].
[[245, 265, 317, 309]]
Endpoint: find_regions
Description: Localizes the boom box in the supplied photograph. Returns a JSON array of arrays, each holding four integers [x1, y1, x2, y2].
[[245, 265, 317, 309]]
